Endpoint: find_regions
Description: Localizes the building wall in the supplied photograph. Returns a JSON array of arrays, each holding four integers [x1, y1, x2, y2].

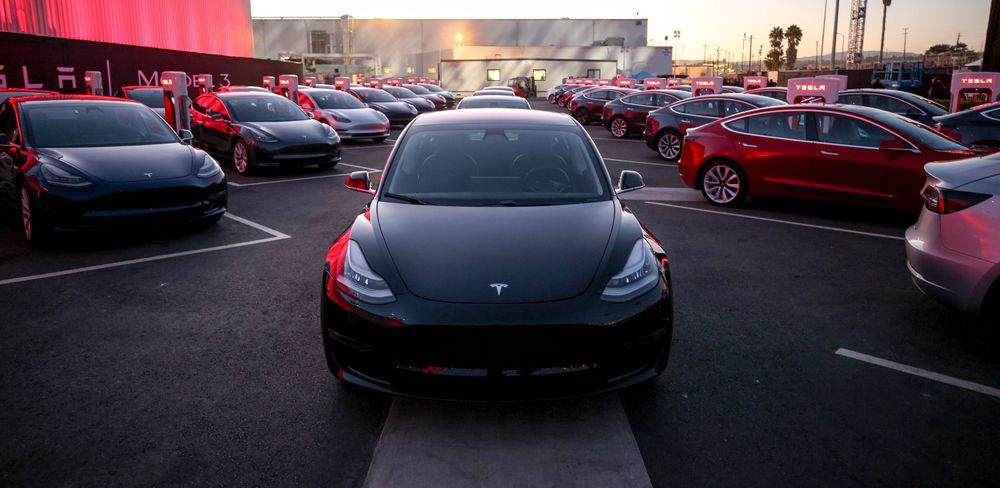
[[439, 58, 619, 95], [253, 18, 649, 76], [0, 0, 254, 57]]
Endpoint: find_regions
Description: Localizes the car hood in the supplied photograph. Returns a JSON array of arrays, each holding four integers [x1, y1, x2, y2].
[[368, 102, 417, 114], [377, 200, 616, 304], [318, 108, 386, 123], [925, 154, 1000, 189], [37, 143, 193, 182], [238, 120, 329, 143]]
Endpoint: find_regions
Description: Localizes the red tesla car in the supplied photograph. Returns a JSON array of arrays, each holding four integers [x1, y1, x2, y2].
[[678, 104, 978, 211], [568, 87, 637, 125]]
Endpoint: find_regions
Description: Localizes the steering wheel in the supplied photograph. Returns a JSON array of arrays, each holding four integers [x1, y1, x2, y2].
[[523, 166, 572, 193]]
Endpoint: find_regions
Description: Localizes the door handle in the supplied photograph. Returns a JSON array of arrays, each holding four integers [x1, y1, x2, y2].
[[740, 143, 758, 148], [680, 119, 692, 124], [820, 150, 839, 156]]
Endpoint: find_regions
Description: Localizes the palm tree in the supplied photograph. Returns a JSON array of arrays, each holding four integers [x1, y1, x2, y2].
[[785, 25, 803, 69], [765, 26, 785, 70]]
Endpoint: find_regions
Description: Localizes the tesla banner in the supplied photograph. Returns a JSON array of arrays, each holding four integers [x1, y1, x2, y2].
[[0, 32, 301, 96]]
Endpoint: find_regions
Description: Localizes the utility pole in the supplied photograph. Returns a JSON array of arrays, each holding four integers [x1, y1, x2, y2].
[[748, 35, 754, 73], [816, 40, 820, 68], [831, 0, 840, 69], [903, 27, 909, 63], [878, 0, 890, 64], [759, 44, 763, 72], [821, 0, 829, 69], [985, 0, 1000, 71]]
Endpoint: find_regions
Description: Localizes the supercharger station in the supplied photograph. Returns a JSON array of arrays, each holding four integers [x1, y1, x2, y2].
[[817, 75, 848, 92], [387, 78, 402, 87], [419, 77, 428, 84], [369, 78, 384, 89], [616, 79, 637, 89], [406, 76, 418, 84], [743, 76, 767, 91], [691, 76, 723, 96], [643, 78, 667, 90], [276, 75, 299, 101], [303, 76, 317, 88], [333, 77, 351, 92], [597, 79, 610, 86], [193, 74, 213, 95], [949, 72, 1000, 112], [160, 71, 191, 133], [786, 77, 840, 104], [426, 79, 438, 85], [262, 76, 276, 92], [83, 71, 104, 96], [583, 79, 595, 86], [666, 78, 682, 88]]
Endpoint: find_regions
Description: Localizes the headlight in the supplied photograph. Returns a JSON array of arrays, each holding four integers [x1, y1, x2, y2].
[[407, 104, 418, 114], [322, 123, 340, 142], [196, 154, 222, 178], [40, 164, 93, 188], [337, 240, 395, 304], [600, 239, 659, 302], [246, 128, 277, 143], [375, 111, 389, 122], [330, 113, 352, 123]]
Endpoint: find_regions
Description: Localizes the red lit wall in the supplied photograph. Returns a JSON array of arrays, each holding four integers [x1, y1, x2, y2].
[[0, 0, 253, 58]]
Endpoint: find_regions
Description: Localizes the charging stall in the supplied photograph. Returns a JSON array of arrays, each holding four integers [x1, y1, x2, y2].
[[160, 71, 191, 133], [949, 72, 1000, 112], [786, 77, 840, 104], [597, 79, 610, 86], [691, 77, 723, 96], [643, 78, 667, 90], [743, 76, 767, 91], [194, 74, 213, 95], [406, 76, 418, 84], [276, 75, 299, 101], [818, 75, 848, 92], [387, 78, 402, 86], [369, 77, 384, 89], [425, 79, 438, 85], [83, 71, 104, 96], [262, 76, 276, 92], [303, 76, 317, 88], [616, 78, 637, 89], [333, 77, 351, 92], [666, 78, 682, 88], [419, 77, 428, 84]]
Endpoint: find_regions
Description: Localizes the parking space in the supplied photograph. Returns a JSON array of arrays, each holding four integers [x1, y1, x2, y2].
[[0, 99, 997, 487]]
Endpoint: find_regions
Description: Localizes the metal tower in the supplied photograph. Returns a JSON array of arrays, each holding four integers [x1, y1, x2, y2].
[[847, 0, 869, 66]]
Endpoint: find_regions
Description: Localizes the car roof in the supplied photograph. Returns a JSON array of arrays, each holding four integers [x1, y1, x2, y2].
[[215, 91, 287, 99], [0, 88, 58, 93], [9, 95, 140, 106], [120, 85, 162, 90], [676, 93, 782, 105], [460, 95, 530, 103], [411, 108, 575, 127]]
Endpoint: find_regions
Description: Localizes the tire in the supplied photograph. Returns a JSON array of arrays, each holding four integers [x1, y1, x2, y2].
[[699, 160, 748, 207], [656, 131, 683, 161], [20, 185, 51, 246], [372, 136, 388, 143], [980, 279, 1000, 322], [232, 139, 254, 175], [558, 98, 567, 108], [575, 109, 590, 125], [609, 117, 630, 138]]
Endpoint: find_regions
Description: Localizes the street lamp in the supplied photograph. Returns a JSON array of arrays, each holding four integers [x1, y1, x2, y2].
[[455, 33, 463, 46], [836, 32, 846, 67]]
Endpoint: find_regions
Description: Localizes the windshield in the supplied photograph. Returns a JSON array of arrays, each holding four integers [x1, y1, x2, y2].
[[224, 95, 309, 122], [421, 84, 444, 92], [125, 88, 165, 108], [383, 126, 610, 206], [23, 102, 178, 148], [309, 90, 364, 109], [385, 87, 418, 98], [405, 85, 431, 94], [357, 89, 398, 103], [873, 111, 970, 151], [906, 93, 949, 115], [459, 98, 530, 109]]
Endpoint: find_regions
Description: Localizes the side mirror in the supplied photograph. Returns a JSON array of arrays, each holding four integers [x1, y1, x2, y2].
[[617, 170, 645, 193], [346, 171, 375, 195], [210, 112, 225, 121], [178, 129, 194, 145], [878, 138, 908, 151]]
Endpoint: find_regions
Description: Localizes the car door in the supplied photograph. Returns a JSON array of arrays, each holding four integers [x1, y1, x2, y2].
[[812, 111, 923, 206], [0, 104, 23, 202], [586, 90, 610, 119], [190, 95, 217, 152], [200, 96, 235, 153], [673, 99, 720, 134], [623, 93, 655, 130], [725, 110, 817, 198]]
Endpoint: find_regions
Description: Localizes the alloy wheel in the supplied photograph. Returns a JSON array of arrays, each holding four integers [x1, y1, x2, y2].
[[702, 164, 742, 204], [657, 132, 682, 161], [20, 186, 32, 241], [233, 141, 249, 174], [610, 118, 629, 138]]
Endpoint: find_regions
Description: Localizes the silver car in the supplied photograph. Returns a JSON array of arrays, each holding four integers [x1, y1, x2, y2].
[[905, 153, 1000, 317], [298, 88, 390, 142]]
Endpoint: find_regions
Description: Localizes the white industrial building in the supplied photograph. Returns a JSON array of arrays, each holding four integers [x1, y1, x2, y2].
[[252, 17, 671, 94]]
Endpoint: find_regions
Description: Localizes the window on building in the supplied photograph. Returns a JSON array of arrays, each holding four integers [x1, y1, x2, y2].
[[310, 31, 330, 54], [586, 69, 601, 79], [427, 67, 437, 74], [406, 66, 415, 74], [383, 67, 393, 75], [533, 69, 547, 81], [487, 69, 501, 81]]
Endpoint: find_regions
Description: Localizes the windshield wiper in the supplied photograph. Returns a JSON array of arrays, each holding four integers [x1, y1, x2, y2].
[[383, 192, 428, 205]]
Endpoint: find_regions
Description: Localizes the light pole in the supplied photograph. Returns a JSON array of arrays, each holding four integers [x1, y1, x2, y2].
[[831, 0, 840, 69], [742, 33, 747, 73], [837, 32, 846, 63], [878, 0, 892, 64], [821, 0, 829, 69], [815, 40, 820, 69], [903, 27, 909, 63]]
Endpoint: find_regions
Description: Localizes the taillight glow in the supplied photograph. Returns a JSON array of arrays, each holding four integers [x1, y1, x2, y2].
[[922, 185, 991, 214]]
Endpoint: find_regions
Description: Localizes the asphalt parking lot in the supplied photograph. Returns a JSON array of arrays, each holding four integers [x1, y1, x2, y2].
[[1, 99, 998, 487]]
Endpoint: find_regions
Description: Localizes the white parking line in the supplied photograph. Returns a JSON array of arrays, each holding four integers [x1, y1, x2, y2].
[[604, 158, 677, 168], [340, 162, 384, 172], [835, 348, 1000, 399], [0, 213, 290, 287], [228, 172, 350, 188], [592, 137, 643, 143], [644, 201, 905, 240], [363, 394, 652, 488], [341, 145, 392, 150]]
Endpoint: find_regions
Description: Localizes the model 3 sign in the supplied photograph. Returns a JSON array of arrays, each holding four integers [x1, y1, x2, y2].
[[0, 32, 299, 95]]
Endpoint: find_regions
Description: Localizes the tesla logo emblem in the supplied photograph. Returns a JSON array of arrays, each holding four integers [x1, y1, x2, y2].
[[143, 172, 153, 178], [490, 283, 508, 296]]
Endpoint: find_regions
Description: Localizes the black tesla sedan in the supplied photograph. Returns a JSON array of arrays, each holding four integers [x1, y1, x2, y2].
[[190, 92, 341, 175], [349, 87, 419, 127], [320, 109, 673, 399], [933, 101, 1000, 149], [643, 93, 786, 160], [602, 89, 691, 138], [567, 87, 637, 125], [402, 84, 447, 110], [837, 89, 948, 126], [0, 96, 226, 244], [382, 86, 436, 113], [417, 83, 457, 108]]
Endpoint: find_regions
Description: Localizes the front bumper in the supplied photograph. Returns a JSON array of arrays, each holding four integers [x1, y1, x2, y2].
[[38, 176, 227, 230], [251, 141, 341, 166], [905, 212, 994, 314], [336, 122, 390, 140], [321, 278, 672, 400]]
